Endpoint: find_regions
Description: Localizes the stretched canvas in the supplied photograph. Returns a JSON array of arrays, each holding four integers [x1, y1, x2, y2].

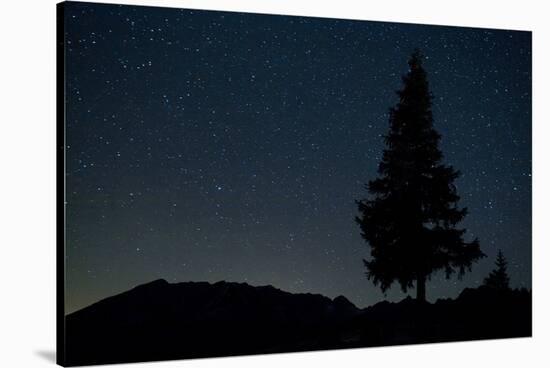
[[57, 1, 532, 366]]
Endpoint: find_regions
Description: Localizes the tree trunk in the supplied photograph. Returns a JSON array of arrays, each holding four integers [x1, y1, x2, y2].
[[416, 274, 426, 302]]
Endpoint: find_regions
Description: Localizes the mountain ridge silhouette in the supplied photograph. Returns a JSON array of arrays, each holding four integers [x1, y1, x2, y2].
[[64, 278, 531, 366]]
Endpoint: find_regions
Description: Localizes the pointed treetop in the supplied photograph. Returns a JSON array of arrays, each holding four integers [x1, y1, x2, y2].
[[409, 49, 424, 69]]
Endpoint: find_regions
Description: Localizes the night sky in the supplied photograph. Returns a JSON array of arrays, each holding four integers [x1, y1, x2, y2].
[[64, 1, 531, 314]]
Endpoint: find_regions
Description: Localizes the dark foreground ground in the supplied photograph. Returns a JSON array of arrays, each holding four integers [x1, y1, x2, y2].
[[63, 279, 531, 366]]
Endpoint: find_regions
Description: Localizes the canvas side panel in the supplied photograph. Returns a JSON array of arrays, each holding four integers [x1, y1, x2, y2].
[[56, 2, 67, 366]]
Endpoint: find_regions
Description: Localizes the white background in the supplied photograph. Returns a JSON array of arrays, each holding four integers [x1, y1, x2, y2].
[[0, 0, 548, 367]]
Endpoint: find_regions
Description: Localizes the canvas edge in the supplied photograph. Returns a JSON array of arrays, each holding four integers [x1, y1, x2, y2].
[[56, 1, 67, 366]]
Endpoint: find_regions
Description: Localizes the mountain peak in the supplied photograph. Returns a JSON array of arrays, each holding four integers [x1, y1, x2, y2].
[[150, 278, 169, 285], [333, 295, 355, 308]]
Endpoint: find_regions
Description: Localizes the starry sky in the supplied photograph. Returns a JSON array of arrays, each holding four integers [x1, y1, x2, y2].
[[63, 1, 531, 314]]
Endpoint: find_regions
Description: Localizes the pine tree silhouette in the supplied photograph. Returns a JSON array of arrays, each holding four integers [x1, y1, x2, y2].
[[356, 49, 485, 302], [483, 250, 511, 291]]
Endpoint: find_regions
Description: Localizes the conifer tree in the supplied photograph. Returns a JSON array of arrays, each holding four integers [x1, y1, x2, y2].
[[483, 250, 511, 291], [356, 50, 485, 301]]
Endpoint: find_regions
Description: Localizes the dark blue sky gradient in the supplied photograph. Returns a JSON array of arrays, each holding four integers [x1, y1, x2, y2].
[[64, 2, 531, 313]]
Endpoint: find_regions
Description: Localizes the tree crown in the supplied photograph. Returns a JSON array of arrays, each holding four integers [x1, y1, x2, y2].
[[356, 50, 485, 296]]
